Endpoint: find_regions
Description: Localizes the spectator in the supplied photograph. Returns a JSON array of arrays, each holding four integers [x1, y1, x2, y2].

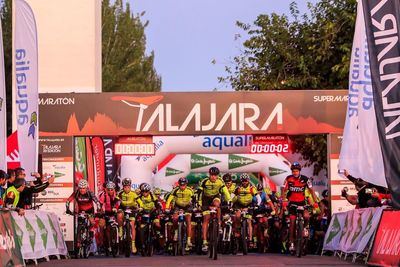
[[4, 178, 26, 216], [6, 169, 16, 188], [341, 169, 390, 208], [17, 172, 55, 209]]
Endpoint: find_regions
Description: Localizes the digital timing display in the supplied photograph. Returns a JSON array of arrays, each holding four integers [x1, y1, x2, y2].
[[250, 135, 290, 154], [115, 143, 155, 156]]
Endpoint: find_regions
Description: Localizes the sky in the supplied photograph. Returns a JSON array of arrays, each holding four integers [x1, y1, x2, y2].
[[128, 0, 319, 92]]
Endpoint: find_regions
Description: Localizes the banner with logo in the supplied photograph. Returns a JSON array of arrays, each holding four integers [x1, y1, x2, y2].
[[85, 137, 95, 192], [6, 131, 20, 169], [323, 207, 384, 253], [103, 137, 116, 182], [10, 210, 67, 260], [14, 0, 39, 178], [91, 137, 105, 192], [338, 0, 386, 189], [0, 211, 24, 267], [362, 0, 400, 208], [74, 137, 87, 183], [368, 210, 400, 266], [0, 21, 6, 172]]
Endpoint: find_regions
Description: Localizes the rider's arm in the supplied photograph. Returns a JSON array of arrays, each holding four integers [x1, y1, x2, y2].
[[66, 191, 75, 209], [221, 184, 231, 202], [136, 196, 143, 208], [165, 189, 175, 209]]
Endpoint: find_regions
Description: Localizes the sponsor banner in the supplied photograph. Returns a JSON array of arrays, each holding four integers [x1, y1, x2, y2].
[[74, 137, 87, 182], [339, 0, 387, 190], [368, 210, 400, 266], [363, 0, 400, 208], [85, 137, 95, 192], [15, 0, 39, 178], [10, 210, 68, 260], [323, 207, 384, 253], [228, 154, 258, 169], [6, 131, 20, 169], [103, 137, 116, 182], [42, 161, 73, 183], [165, 167, 184, 177], [38, 91, 347, 136], [91, 137, 105, 192], [0, 21, 6, 171], [0, 211, 24, 267], [190, 154, 220, 170]]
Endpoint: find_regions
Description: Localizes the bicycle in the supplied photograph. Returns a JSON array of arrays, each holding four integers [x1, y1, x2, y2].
[[171, 209, 186, 256], [138, 211, 155, 257], [121, 208, 136, 257], [68, 211, 92, 259], [192, 207, 203, 255], [104, 212, 119, 258], [292, 204, 310, 258], [208, 206, 219, 260], [220, 207, 234, 255]]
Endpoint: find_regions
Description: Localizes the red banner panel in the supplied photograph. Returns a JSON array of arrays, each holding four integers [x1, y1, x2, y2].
[[368, 210, 400, 267]]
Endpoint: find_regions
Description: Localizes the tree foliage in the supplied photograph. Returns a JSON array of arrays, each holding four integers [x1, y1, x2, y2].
[[102, 0, 161, 92], [220, 0, 357, 174]]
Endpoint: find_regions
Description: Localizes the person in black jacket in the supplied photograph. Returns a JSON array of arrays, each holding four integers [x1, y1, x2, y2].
[[17, 171, 55, 209]]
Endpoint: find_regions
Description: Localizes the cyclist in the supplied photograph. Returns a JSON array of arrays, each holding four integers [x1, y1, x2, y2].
[[197, 166, 231, 252], [232, 174, 258, 248], [153, 187, 166, 210], [223, 173, 236, 200], [165, 177, 195, 251], [283, 162, 316, 253], [118, 178, 142, 254], [138, 183, 162, 231], [66, 179, 101, 215], [99, 181, 121, 254]]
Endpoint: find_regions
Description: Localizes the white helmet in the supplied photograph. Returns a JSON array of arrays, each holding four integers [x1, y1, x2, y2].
[[78, 179, 88, 189]]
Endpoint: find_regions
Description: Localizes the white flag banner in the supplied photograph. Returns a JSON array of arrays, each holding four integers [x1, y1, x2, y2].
[[338, 0, 386, 187], [0, 21, 6, 171], [14, 0, 38, 178]]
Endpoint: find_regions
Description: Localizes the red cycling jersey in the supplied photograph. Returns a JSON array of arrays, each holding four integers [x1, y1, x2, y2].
[[67, 190, 100, 213], [284, 174, 310, 203], [98, 191, 120, 215]]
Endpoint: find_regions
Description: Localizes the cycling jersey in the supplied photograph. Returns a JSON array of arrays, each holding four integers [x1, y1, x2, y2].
[[234, 184, 257, 207], [284, 174, 310, 203], [253, 190, 272, 206], [98, 192, 120, 215], [67, 190, 100, 213], [166, 187, 194, 209], [139, 193, 159, 212], [118, 190, 141, 209], [226, 183, 236, 195], [197, 177, 231, 203]]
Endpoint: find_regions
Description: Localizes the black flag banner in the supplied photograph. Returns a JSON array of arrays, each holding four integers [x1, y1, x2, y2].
[[363, 0, 400, 208]]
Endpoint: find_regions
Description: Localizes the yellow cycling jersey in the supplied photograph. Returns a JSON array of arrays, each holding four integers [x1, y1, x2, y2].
[[234, 185, 257, 207], [198, 177, 231, 202], [139, 193, 158, 212], [118, 190, 141, 209], [166, 187, 194, 209], [305, 188, 321, 214], [226, 182, 237, 195]]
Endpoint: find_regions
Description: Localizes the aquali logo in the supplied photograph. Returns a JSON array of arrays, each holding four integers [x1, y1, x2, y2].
[[113, 95, 283, 133], [228, 155, 258, 169], [191, 154, 220, 169]]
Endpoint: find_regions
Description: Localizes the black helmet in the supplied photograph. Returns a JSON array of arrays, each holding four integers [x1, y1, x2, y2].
[[240, 173, 250, 183], [178, 177, 188, 185], [122, 178, 132, 187], [290, 162, 302, 171], [209, 167, 220, 175], [322, 189, 329, 198], [222, 173, 232, 183], [141, 183, 151, 192]]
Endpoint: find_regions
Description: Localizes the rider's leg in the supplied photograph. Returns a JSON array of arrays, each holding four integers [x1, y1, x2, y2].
[[185, 213, 192, 244], [202, 214, 210, 241], [289, 215, 296, 244]]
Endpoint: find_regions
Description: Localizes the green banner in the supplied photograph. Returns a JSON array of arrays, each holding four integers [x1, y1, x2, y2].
[[165, 167, 184, 177], [36, 215, 48, 249], [228, 154, 258, 169], [190, 154, 220, 169], [74, 137, 88, 180], [0, 211, 24, 267], [268, 167, 286, 176]]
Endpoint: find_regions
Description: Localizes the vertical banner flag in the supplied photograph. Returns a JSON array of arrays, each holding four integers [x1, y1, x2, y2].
[[14, 0, 38, 178], [85, 137, 95, 192], [362, 0, 400, 208], [103, 137, 116, 182], [74, 137, 87, 183], [0, 21, 6, 171], [339, 0, 387, 188], [91, 137, 105, 192]]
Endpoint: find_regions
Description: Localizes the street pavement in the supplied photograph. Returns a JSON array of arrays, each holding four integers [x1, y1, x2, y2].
[[36, 253, 365, 266]]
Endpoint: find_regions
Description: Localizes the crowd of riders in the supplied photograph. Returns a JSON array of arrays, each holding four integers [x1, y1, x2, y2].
[[65, 162, 332, 257]]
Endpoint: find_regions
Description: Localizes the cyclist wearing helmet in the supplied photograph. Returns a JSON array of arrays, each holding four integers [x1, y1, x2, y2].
[[222, 173, 236, 198], [99, 181, 121, 215], [197, 166, 231, 252], [283, 162, 316, 253], [117, 178, 142, 254], [139, 183, 162, 230], [165, 177, 195, 251], [153, 187, 165, 210], [66, 179, 101, 215], [253, 183, 276, 213]]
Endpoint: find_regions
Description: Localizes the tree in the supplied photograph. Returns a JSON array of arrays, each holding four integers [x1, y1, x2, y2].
[[220, 0, 357, 174], [102, 0, 161, 92]]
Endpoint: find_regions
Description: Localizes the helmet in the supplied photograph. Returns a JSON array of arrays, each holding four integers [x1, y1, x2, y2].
[[256, 183, 263, 191], [322, 189, 329, 198], [122, 178, 132, 187], [141, 183, 151, 192], [222, 173, 232, 183], [78, 179, 88, 189], [178, 177, 188, 186], [153, 188, 161, 196], [290, 162, 302, 171], [240, 173, 250, 183], [106, 181, 116, 189], [209, 167, 220, 175]]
